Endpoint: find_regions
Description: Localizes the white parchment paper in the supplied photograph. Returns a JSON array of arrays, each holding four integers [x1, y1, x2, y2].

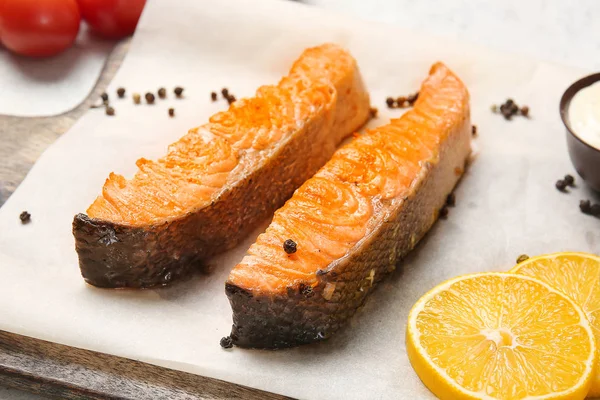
[[0, 25, 113, 117], [0, 0, 599, 398]]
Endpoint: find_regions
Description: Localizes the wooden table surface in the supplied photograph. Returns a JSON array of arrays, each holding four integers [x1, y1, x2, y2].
[[0, 41, 127, 207], [0, 40, 289, 400]]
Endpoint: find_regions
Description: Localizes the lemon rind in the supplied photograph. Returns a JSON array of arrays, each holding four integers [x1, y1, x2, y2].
[[407, 272, 597, 400]]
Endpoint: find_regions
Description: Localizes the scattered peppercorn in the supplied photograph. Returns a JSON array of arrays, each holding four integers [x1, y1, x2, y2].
[[225, 95, 236, 105], [407, 92, 419, 104], [446, 193, 456, 207], [221, 88, 229, 98], [370, 107, 378, 118], [385, 93, 419, 109], [283, 239, 297, 254], [157, 88, 167, 99], [492, 99, 530, 120], [19, 211, 31, 224], [579, 200, 600, 218], [117, 88, 125, 98], [211, 92, 218, 101], [100, 92, 109, 104], [133, 93, 141, 104], [168, 107, 175, 117], [516, 254, 529, 263], [174, 86, 184, 97], [555, 180, 567, 192], [145, 92, 155, 104], [220, 336, 233, 349], [564, 174, 575, 186], [439, 206, 449, 219], [580, 200, 592, 214], [500, 102, 516, 120], [472, 125, 478, 137], [106, 106, 115, 116]]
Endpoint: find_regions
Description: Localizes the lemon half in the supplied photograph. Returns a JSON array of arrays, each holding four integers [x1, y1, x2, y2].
[[407, 272, 596, 400]]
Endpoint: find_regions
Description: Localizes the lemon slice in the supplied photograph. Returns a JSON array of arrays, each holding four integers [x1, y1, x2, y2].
[[511, 252, 600, 397], [407, 272, 596, 400]]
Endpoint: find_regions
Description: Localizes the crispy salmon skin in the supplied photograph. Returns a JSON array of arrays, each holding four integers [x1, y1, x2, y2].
[[73, 44, 370, 288], [226, 62, 471, 348]]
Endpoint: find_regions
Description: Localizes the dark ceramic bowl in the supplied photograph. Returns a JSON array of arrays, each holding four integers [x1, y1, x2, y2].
[[560, 72, 600, 192]]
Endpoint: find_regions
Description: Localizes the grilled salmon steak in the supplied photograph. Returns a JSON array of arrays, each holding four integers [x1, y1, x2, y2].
[[226, 62, 471, 348], [73, 44, 370, 288]]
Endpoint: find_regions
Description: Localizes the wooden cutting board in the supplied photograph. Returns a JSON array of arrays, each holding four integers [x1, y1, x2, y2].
[[0, 40, 289, 400]]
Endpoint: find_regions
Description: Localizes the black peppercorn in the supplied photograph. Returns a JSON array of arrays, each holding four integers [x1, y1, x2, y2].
[[493, 99, 530, 120], [116, 88, 125, 98], [168, 108, 175, 117], [516, 254, 529, 263], [407, 92, 419, 104], [145, 92, 155, 104], [226, 95, 236, 105], [446, 193, 456, 207], [211, 92, 218, 101], [564, 174, 575, 186], [158, 88, 167, 99], [106, 106, 115, 116], [472, 125, 477, 137], [386, 97, 395, 108], [283, 239, 297, 254], [439, 206, 449, 219], [555, 180, 567, 192], [19, 211, 31, 224], [174, 87, 184, 97], [370, 107, 378, 118], [100, 92, 109, 104], [580, 200, 592, 214], [221, 88, 229, 98], [500, 104, 513, 120], [396, 96, 407, 108], [220, 336, 233, 349]]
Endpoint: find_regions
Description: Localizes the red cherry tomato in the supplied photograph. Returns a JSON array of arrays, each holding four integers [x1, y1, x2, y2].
[[77, 0, 146, 39], [0, 0, 81, 57]]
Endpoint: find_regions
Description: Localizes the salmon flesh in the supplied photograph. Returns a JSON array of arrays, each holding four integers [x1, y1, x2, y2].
[[226, 63, 471, 348], [73, 44, 371, 288]]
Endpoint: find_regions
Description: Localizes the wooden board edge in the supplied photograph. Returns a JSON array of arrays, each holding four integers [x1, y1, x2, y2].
[[0, 330, 292, 400]]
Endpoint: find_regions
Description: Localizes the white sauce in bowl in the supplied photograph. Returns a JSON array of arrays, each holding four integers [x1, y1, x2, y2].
[[569, 80, 600, 150]]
